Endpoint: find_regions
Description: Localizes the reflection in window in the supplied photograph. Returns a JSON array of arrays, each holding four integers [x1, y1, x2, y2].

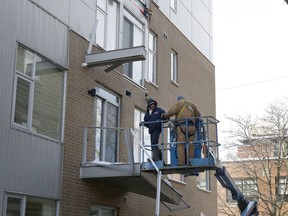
[[6, 197, 22, 216], [14, 78, 30, 126], [197, 171, 211, 191], [134, 109, 150, 162], [170, 0, 177, 12], [13, 45, 65, 141], [226, 179, 258, 202], [94, 87, 119, 163], [171, 50, 178, 83], [278, 177, 288, 197], [96, 0, 118, 50], [147, 31, 157, 83], [5, 193, 57, 216], [90, 206, 117, 216], [167, 129, 185, 182], [122, 11, 144, 85], [26, 197, 56, 216]]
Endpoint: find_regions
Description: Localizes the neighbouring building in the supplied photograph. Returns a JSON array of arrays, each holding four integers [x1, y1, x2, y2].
[[218, 139, 288, 216], [0, 0, 217, 215]]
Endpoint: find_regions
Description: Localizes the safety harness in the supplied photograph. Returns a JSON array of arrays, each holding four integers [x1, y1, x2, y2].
[[177, 100, 196, 136]]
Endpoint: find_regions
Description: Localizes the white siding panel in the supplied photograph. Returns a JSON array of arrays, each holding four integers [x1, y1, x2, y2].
[[172, 0, 192, 39], [202, 0, 212, 12], [180, 0, 192, 11], [192, 0, 210, 33], [192, 18, 210, 59], [157, 0, 213, 62], [69, 0, 96, 41]]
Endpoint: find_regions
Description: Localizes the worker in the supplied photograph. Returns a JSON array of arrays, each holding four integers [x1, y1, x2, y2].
[[144, 98, 166, 161], [162, 96, 201, 165]]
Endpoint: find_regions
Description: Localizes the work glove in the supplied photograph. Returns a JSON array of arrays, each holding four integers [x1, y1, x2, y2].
[[161, 113, 167, 119], [146, 105, 150, 112]]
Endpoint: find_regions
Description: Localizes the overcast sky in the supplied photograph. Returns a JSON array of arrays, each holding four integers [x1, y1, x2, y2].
[[213, 0, 288, 157]]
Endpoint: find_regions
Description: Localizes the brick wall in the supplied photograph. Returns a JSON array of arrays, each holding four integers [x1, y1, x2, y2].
[[60, 2, 216, 215], [218, 160, 288, 215]]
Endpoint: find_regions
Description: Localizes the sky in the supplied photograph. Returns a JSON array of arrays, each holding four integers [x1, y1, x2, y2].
[[213, 0, 288, 158]]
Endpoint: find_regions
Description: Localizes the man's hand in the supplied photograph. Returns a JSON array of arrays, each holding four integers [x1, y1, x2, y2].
[[161, 113, 166, 119], [146, 105, 150, 112]]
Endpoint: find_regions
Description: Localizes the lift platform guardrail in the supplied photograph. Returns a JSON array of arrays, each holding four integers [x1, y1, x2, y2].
[[139, 116, 221, 176]]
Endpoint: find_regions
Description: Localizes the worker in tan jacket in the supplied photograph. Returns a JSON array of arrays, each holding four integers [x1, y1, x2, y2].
[[162, 96, 201, 165]]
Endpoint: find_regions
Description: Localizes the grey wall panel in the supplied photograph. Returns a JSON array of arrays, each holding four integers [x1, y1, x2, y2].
[[32, 0, 70, 24], [16, 0, 68, 68], [0, 0, 67, 212], [1, 128, 63, 198]]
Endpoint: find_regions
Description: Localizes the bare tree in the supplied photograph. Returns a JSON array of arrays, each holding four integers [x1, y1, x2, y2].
[[218, 98, 288, 216]]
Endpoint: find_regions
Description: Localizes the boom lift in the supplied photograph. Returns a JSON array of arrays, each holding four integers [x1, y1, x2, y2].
[[140, 116, 259, 216], [215, 167, 258, 216]]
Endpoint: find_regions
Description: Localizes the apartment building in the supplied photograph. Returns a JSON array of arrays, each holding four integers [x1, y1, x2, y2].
[[218, 143, 288, 215], [0, 0, 216, 215]]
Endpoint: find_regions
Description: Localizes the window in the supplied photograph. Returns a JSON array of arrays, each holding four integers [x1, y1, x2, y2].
[[90, 206, 117, 216], [170, 0, 177, 12], [4, 193, 58, 216], [96, 0, 118, 50], [171, 50, 178, 83], [227, 179, 258, 202], [13, 45, 65, 141], [197, 171, 211, 191], [94, 87, 120, 163], [168, 173, 185, 182], [122, 10, 144, 85], [167, 129, 185, 182], [147, 31, 157, 83], [134, 109, 150, 162], [277, 177, 288, 199]]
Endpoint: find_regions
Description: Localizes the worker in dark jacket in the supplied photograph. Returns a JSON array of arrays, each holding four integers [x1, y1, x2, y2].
[[162, 96, 201, 165], [144, 98, 166, 161]]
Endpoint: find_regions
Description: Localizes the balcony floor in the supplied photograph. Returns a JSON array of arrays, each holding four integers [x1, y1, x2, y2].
[[80, 162, 182, 205]]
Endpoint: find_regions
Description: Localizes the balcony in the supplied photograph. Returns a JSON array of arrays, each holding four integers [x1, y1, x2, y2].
[[80, 117, 220, 207]]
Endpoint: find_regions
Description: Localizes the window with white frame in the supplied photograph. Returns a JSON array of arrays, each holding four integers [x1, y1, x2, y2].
[[171, 50, 178, 83], [94, 87, 120, 163], [89, 205, 117, 216], [170, 0, 177, 12], [227, 179, 258, 202], [96, 0, 118, 50], [277, 177, 288, 199], [134, 108, 150, 162], [13, 45, 65, 141], [167, 129, 185, 182], [147, 31, 157, 83], [4, 193, 58, 216], [197, 171, 211, 191], [168, 173, 185, 183], [122, 10, 144, 85]]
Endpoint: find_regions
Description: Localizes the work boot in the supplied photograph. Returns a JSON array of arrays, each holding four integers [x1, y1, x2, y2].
[[152, 147, 161, 161]]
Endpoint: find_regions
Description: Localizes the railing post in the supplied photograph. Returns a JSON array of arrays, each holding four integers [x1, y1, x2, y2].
[[125, 128, 135, 174], [82, 126, 87, 164], [215, 120, 219, 161], [155, 171, 162, 216]]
